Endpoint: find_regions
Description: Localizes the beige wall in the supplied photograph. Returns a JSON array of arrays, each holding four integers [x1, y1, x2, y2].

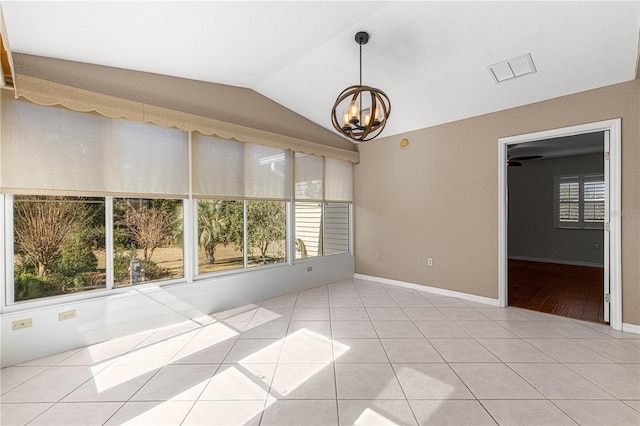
[[354, 80, 640, 326]]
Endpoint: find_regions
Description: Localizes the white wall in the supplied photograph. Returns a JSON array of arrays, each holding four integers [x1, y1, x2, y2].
[[0, 254, 353, 367], [508, 153, 604, 265]]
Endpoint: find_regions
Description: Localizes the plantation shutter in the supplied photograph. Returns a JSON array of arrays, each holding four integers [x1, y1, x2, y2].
[[583, 174, 605, 226], [557, 176, 580, 227], [0, 92, 188, 197]]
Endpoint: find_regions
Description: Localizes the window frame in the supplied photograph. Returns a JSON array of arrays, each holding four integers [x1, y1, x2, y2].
[[554, 173, 605, 230]]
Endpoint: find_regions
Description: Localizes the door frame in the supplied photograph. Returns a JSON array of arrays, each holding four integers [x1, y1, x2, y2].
[[498, 119, 622, 330]]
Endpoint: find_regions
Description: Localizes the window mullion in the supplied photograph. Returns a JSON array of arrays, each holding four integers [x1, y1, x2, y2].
[[243, 200, 248, 269], [3, 194, 15, 306], [105, 196, 114, 290]]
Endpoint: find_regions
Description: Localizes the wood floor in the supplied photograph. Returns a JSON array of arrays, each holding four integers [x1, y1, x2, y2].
[[508, 259, 606, 323]]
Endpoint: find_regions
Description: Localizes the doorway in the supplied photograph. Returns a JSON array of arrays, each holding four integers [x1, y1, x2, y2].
[[498, 119, 622, 330]]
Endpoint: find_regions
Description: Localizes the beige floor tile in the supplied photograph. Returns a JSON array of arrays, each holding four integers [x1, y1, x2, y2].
[[393, 297, 434, 308], [0, 403, 53, 426], [338, 399, 418, 425], [0, 366, 48, 394], [455, 321, 519, 338], [481, 400, 578, 425], [413, 320, 471, 338], [494, 321, 566, 338], [525, 338, 615, 363], [279, 337, 333, 363], [240, 321, 289, 339], [553, 400, 640, 426], [409, 400, 497, 425], [223, 338, 283, 363], [473, 307, 530, 321], [360, 297, 399, 308], [64, 364, 159, 402], [261, 399, 338, 425], [295, 297, 330, 307], [329, 297, 364, 308], [335, 364, 405, 399], [566, 363, 640, 399], [250, 307, 293, 322], [29, 402, 124, 425], [427, 298, 468, 308], [270, 363, 336, 399], [623, 363, 640, 372], [287, 320, 331, 338], [332, 339, 389, 363], [622, 400, 640, 412], [170, 338, 236, 364], [381, 339, 444, 363], [16, 348, 82, 367], [332, 320, 378, 338], [372, 321, 423, 338], [394, 363, 475, 399], [439, 307, 489, 321], [574, 338, 640, 363], [261, 294, 297, 308], [330, 307, 370, 321], [131, 363, 218, 401], [366, 307, 410, 321], [292, 307, 331, 321], [182, 400, 264, 425], [477, 339, 556, 362], [113, 340, 187, 367], [541, 321, 613, 338], [199, 363, 274, 400], [403, 308, 450, 321], [450, 363, 544, 399], [1, 366, 96, 403], [507, 363, 615, 399], [104, 401, 194, 425], [429, 339, 501, 362]]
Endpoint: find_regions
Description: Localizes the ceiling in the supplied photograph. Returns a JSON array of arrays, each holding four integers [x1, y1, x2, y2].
[[2, 1, 639, 141]]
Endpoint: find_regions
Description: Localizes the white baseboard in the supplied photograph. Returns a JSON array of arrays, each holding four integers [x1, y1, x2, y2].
[[354, 274, 500, 307], [622, 323, 640, 335], [508, 255, 604, 268]]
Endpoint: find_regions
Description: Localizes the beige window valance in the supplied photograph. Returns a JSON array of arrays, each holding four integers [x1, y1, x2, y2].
[[13, 74, 359, 164]]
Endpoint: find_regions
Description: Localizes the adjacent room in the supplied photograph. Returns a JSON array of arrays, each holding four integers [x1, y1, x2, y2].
[[0, 2, 639, 426]]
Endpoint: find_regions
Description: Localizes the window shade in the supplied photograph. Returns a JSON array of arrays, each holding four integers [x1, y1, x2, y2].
[[294, 153, 323, 200], [192, 133, 289, 200], [324, 158, 353, 202], [1, 93, 188, 197]]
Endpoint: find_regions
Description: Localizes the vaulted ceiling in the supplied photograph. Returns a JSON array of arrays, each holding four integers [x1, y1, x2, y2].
[[2, 1, 639, 142]]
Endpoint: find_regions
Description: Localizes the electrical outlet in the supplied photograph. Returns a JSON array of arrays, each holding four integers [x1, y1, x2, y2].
[[59, 310, 77, 321], [12, 318, 33, 330], [375, 252, 381, 260], [427, 257, 433, 267], [307, 266, 313, 272], [594, 243, 600, 249]]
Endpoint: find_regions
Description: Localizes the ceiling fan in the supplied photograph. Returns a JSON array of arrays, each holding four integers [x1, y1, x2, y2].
[[507, 155, 542, 167]]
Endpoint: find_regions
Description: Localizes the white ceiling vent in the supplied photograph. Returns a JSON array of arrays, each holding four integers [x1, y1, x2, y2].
[[488, 53, 537, 83]]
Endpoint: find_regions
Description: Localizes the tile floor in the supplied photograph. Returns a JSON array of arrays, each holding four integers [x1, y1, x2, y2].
[[1, 278, 639, 425]]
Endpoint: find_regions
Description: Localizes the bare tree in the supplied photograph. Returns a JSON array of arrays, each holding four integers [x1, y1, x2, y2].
[[118, 200, 174, 261], [14, 196, 91, 277]]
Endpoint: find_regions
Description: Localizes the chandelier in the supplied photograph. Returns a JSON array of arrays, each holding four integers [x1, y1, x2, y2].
[[331, 31, 391, 143]]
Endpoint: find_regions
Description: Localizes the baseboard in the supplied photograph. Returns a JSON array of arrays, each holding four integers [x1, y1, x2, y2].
[[622, 323, 640, 335], [508, 255, 604, 268], [354, 273, 500, 307]]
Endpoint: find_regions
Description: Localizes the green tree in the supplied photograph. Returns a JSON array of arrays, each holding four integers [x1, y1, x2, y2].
[[14, 196, 93, 277], [247, 201, 286, 263], [198, 200, 242, 264]]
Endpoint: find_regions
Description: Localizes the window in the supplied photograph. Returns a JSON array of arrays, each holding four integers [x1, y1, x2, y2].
[[13, 196, 106, 302], [197, 200, 244, 274], [295, 202, 323, 258], [324, 203, 350, 255], [247, 201, 286, 267], [113, 198, 184, 286], [555, 174, 605, 229]]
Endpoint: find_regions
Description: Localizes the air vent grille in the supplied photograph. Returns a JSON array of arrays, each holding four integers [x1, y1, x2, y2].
[[488, 53, 537, 83]]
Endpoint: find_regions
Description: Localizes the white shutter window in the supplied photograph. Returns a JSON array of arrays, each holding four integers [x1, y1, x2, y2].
[[555, 174, 605, 229], [1, 93, 188, 197], [324, 158, 354, 202], [295, 153, 323, 200], [557, 176, 580, 226], [324, 203, 350, 255], [583, 174, 605, 227]]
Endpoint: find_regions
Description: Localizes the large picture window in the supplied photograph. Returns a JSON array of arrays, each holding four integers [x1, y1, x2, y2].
[[13, 196, 106, 301], [2, 93, 354, 307], [113, 198, 184, 286]]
